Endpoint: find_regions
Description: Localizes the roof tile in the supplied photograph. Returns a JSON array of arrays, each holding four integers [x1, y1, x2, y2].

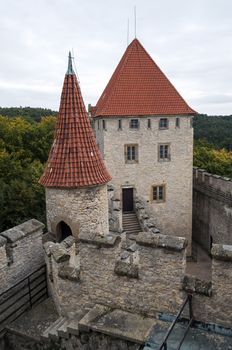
[[93, 39, 196, 117]]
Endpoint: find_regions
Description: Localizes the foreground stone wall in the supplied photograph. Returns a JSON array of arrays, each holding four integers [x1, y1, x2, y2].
[[0, 219, 44, 292], [193, 168, 232, 252], [46, 184, 109, 240], [44, 231, 186, 318], [95, 116, 193, 253], [185, 244, 232, 328]]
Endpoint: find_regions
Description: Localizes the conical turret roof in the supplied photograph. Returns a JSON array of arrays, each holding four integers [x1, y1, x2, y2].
[[93, 39, 196, 117], [39, 53, 111, 188]]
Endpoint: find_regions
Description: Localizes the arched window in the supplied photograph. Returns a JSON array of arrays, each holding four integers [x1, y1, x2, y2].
[[57, 221, 72, 242]]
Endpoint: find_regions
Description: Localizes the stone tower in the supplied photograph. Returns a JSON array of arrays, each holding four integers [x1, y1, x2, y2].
[[92, 39, 196, 252], [39, 53, 111, 241]]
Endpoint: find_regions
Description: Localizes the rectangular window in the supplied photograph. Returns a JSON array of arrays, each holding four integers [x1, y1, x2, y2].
[[159, 144, 170, 161], [130, 119, 139, 129], [176, 118, 180, 128], [147, 119, 151, 129], [102, 120, 106, 130], [190, 117, 193, 128], [125, 144, 138, 163], [97, 120, 100, 130], [159, 118, 168, 129], [118, 119, 122, 130], [152, 185, 165, 202]]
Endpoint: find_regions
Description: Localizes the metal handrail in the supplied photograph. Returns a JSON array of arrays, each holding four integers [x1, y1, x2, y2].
[[0, 265, 48, 332], [158, 293, 193, 350]]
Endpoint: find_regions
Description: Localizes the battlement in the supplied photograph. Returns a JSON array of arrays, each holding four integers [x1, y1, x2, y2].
[[192, 167, 232, 253], [0, 219, 45, 292], [193, 167, 232, 202]]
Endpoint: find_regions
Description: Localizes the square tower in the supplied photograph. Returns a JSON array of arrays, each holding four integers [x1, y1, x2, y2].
[[92, 39, 196, 253]]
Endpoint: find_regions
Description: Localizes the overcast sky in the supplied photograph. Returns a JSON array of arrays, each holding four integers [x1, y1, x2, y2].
[[0, 0, 231, 115]]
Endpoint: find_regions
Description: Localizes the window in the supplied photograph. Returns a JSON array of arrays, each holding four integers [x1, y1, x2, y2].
[[97, 120, 100, 130], [190, 117, 193, 128], [130, 119, 139, 129], [118, 119, 122, 130], [159, 144, 170, 161], [152, 185, 165, 202], [159, 118, 168, 129], [176, 118, 180, 128], [102, 120, 106, 130], [147, 119, 151, 129], [125, 144, 138, 163]]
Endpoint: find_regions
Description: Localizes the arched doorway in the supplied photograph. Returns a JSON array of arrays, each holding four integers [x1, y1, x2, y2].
[[57, 221, 72, 242]]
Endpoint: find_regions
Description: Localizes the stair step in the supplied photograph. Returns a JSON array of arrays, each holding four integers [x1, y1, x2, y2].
[[67, 318, 80, 336], [42, 316, 65, 341], [57, 319, 69, 339]]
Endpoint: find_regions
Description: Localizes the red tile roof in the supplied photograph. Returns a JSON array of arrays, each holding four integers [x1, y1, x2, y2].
[[39, 55, 111, 188], [93, 39, 196, 117]]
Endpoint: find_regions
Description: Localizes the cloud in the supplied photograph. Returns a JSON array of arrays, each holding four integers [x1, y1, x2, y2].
[[0, 0, 231, 115]]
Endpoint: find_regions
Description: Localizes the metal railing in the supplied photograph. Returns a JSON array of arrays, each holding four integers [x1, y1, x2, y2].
[[158, 293, 193, 350], [0, 265, 48, 335]]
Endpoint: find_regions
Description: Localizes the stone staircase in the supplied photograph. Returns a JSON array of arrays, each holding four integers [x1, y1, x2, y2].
[[41, 315, 80, 342], [122, 212, 141, 236]]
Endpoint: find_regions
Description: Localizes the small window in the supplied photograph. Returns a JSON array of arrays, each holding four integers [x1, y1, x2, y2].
[[176, 118, 180, 128], [97, 120, 100, 130], [190, 117, 193, 128], [159, 144, 170, 161], [159, 118, 168, 129], [118, 119, 122, 130], [152, 185, 165, 202], [130, 119, 139, 129], [147, 119, 151, 129], [125, 144, 138, 163], [102, 120, 106, 130]]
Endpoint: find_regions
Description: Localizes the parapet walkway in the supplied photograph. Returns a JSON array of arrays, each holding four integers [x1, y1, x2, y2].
[[3, 298, 232, 350]]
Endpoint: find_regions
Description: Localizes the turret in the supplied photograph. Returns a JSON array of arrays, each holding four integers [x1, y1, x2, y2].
[[39, 52, 111, 241]]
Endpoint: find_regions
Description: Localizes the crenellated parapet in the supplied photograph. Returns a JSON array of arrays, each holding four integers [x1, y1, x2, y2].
[[0, 219, 45, 292], [192, 167, 232, 253]]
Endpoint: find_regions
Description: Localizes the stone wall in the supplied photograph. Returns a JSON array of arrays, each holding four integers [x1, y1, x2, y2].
[[0, 219, 44, 292], [95, 116, 193, 253], [44, 231, 187, 319], [193, 168, 232, 252], [184, 244, 232, 328], [46, 184, 109, 240]]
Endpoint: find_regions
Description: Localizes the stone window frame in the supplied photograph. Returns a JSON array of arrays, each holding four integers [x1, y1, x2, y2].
[[147, 118, 151, 129], [159, 118, 169, 130], [175, 117, 180, 128], [118, 119, 122, 130], [124, 144, 139, 164], [102, 119, 106, 130], [158, 143, 171, 161], [129, 119, 140, 129], [151, 184, 166, 203]]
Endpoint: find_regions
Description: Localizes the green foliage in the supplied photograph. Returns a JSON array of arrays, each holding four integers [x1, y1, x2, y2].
[[0, 115, 56, 232], [0, 106, 57, 123], [193, 140, 232, 178], [193, 114, 232, 151]]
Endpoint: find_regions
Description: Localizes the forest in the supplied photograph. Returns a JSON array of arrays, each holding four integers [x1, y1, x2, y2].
[[0, 107, 231, 232]]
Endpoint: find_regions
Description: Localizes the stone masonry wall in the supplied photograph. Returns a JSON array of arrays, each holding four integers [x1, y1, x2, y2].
[[193, 168, 232, 252], [190, 244, 232, 328], [95, 116, 193, 253], [44, 231, 186, 318], [0, 219, 44, 292], [46, 184, 109, 240]]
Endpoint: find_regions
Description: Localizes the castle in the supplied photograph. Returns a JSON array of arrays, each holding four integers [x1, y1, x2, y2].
[[0, 40, 231, 350]]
